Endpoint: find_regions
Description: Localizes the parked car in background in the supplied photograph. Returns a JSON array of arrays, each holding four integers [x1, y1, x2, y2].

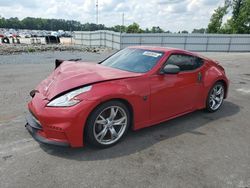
[[51, 31, 59, 37]]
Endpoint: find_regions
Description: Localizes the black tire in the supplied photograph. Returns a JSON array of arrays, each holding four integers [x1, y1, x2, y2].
[[205, 82, 225, 113], [85, 100, 130, 148], [1, 37, 10, 44]]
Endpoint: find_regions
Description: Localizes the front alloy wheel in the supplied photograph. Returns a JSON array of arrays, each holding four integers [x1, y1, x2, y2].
[[85, 101, 130, 148]]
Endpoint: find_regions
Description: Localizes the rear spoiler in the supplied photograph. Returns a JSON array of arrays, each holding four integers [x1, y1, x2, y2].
[[55, 58, 82, 69]]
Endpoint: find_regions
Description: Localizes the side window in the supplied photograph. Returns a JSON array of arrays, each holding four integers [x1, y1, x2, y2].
[[166, 54, 204, 71]]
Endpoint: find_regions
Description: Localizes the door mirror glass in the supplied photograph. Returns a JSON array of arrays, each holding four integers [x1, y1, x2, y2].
[[161, 64, 180, 74]]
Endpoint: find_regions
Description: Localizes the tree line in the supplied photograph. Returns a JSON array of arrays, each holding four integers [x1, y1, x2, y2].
[[0, 17, 169, 33], [207, 0, 250, 34], [0, 17, 98, 31], [0, 16, 205, 34], [0, 0, 249, 34]]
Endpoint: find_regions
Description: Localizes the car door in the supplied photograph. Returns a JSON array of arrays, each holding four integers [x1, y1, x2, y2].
[[150, 53, 204, 122]]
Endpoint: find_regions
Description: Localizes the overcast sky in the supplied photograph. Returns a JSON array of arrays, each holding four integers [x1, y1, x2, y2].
[[0, 0, 225, 32]]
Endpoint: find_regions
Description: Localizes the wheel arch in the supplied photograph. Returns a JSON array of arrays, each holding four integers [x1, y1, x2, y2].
[[203, 64, 229, 100], [215, 79, 228, 99], [212, 79, 228, 99], [202, 77, 228, 109]]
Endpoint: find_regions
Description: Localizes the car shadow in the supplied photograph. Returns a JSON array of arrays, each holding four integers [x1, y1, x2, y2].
[[39, 101, 240, 161]]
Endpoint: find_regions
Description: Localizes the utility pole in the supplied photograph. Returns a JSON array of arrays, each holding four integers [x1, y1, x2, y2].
[[122, 13, 124, 26], [96, 0, 99, 25], [121, 13, 124, 33]]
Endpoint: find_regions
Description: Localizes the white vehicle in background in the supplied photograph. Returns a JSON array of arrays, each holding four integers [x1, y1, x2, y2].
[[19, 33, 31, 38], [57, 30, 65, 37], [4, 32, 14, 38], [4, 29, 18, 38], [51, 31, 59, 37], [37, 31, 48, 37]]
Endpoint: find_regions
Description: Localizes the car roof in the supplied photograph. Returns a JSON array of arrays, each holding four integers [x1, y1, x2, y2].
[[128, 46, 211, 61]]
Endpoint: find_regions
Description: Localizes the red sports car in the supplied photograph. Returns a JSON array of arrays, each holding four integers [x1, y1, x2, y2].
[[25, 46, 229, 148]]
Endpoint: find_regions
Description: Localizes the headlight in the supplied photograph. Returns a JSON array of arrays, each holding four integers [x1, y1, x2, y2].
[[47, 86, 92, 107]]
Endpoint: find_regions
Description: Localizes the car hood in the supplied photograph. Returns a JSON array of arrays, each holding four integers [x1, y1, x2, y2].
[[36, 61, 142, 100]]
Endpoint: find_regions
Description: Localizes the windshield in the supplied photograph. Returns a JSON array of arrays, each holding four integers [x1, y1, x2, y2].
[[101, 48, 164, 73]]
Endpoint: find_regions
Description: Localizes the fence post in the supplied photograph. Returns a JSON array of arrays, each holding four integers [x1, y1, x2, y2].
[[184, 35, 188, 50], [119, 33, 122, 50], [139, 35, 142, 46], [206, 36, 209, 52], [228, 35, 232, 52], [112, 33, 114, 49], [71, 32, 73, 45], [99, 31, 101, 47], [161, 34, 164, 47], [81, 32, 83, 46], [104, 31, 106, 48], [89, 32, 92, 47]]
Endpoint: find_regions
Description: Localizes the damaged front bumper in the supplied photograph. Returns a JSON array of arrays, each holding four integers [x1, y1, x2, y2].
[[25, 111, 70, 147]]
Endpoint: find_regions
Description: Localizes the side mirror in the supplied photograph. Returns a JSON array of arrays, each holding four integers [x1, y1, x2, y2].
[[161, 64, 180, 74]]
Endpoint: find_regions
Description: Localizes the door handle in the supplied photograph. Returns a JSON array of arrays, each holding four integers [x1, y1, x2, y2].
[[198, 72, 202, 82]]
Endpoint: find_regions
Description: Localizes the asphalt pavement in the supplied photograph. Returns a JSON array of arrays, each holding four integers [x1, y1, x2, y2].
[[0, 51, 249, 188]]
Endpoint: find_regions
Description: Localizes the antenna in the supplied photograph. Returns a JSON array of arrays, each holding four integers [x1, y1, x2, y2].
[[96, 0, 99, 25]]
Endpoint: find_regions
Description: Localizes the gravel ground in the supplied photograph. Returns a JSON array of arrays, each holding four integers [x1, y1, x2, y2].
[[0, 44, 109, 55], [0, 51, 249, 188]]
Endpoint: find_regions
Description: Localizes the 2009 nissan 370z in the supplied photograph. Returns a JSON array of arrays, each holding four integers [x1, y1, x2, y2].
[[25, 46, 229, 148]]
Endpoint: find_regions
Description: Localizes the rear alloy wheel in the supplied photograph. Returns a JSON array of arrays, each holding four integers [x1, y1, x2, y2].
[[85, 101, 130, 148], [206, 82, 225, 112]]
